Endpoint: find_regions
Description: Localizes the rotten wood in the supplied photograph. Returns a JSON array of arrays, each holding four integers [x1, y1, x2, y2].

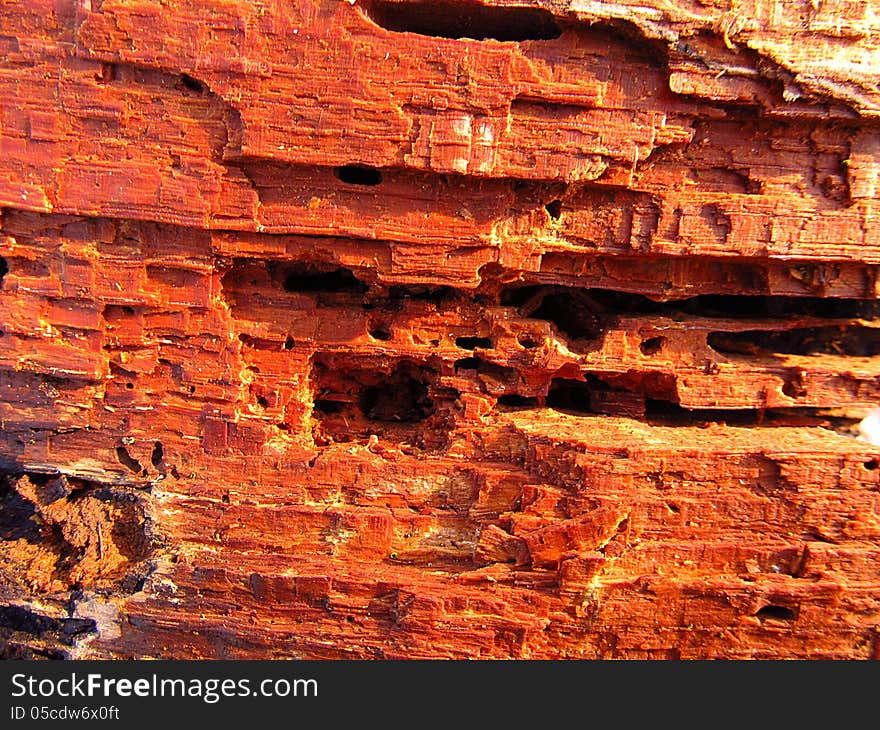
[[0, 0, 879, 659]]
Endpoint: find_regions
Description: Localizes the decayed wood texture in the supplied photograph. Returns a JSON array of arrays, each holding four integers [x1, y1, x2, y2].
[[1, 0, 879, 659]]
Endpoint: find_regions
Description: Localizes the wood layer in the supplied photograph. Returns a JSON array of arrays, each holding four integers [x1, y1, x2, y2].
[[0, 0, 879, 659]]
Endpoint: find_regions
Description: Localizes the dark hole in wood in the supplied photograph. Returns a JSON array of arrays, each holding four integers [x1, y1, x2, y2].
[[682, 295, 880, 320], [500, 286, 540, 307], [503, 286, 880, 321], [116, 446, 142, 474], [546, 379, 593, 414], [362, 0, 562, 42], [640, 336, 665, 355], [545, 200, 562, 219], [335, 164, 383, 186], [314, 399, 344, 415], [310, 358, 453, 448], [282, 265, 367, 294], [0, 470, 42, 542], [454, 357, 480, 372], [150, 442, 164, 468], [387, 285, 455, 303], [453, 357, 515, 388], [708, 325, 880, 357], [529, 292, 602, 341], [497, 394, 538, 408], [361, 373, 432, 422], [179, 73, 205, 93], [26, 473, 54, 488], [517, 333, 542, 349], [781, 371, 807, 399], [456, 336, 492, 350], [644, 399, 688, 420], [755, 605, 796, 621]]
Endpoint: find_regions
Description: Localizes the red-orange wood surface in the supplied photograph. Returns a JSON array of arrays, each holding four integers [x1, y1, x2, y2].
[[1, 0, 879, 659]]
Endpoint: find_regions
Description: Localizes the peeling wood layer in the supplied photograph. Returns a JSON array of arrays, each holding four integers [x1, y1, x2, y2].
[[1, 0, 879, 659]]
